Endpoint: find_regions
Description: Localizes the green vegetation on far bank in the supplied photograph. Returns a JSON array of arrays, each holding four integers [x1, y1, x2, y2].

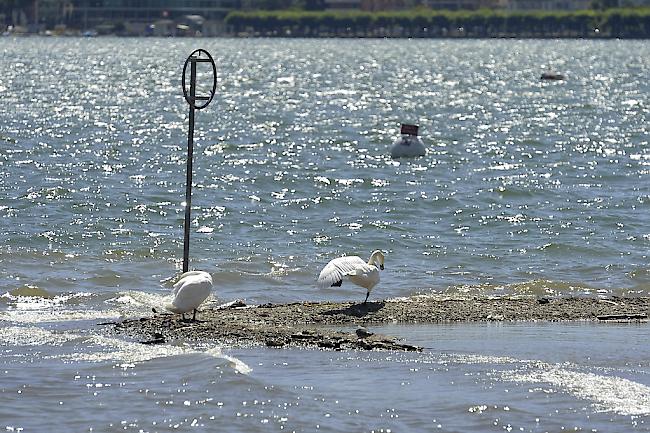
[[225, 8, 650, 38]]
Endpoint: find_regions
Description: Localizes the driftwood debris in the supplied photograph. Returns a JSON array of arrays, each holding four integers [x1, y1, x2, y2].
[[597, 313, 648, 321]]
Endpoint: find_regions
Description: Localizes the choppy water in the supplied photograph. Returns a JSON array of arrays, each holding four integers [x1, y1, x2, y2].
[[1, 38, 649, 431]]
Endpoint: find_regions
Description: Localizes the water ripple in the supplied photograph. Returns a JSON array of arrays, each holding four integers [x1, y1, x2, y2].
[[0, 39, 648, 300]]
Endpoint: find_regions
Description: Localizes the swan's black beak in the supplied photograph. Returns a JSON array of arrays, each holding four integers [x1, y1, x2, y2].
[[380, 264, 384, 270]]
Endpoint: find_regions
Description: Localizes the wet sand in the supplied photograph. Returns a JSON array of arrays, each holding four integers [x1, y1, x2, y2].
[[105, 296, 650, 351]]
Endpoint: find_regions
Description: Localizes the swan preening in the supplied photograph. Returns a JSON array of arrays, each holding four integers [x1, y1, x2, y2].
[[317, 250, 385, 304], [165, 270, 213, 321]]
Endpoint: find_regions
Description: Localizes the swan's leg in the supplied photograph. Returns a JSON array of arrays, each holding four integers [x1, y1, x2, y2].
[[181, 313, 186, 320], [363, 291, 369, 304], [192, 309, 197, 321]]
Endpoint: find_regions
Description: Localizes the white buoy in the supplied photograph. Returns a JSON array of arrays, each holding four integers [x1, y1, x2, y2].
[[390, 123, 426, 158]]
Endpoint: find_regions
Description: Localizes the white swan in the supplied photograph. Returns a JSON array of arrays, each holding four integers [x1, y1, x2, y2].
[[317, 250, 385, 304], [165, 270, 213, 321]]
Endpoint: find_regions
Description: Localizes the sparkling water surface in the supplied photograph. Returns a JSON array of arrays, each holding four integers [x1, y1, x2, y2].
[[1, 38, 649, 431]]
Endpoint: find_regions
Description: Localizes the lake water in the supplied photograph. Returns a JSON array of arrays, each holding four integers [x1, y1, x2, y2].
[[1, 38, 649, 431]]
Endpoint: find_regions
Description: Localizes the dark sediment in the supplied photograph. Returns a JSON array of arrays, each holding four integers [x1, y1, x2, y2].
[[104, 296, 650, 352]]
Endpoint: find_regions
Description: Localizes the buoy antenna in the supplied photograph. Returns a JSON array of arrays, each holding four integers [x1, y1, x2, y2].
[[400, 123, 419, 136]]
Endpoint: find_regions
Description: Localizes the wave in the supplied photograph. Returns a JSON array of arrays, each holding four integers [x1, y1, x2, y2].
[[391, 351, 650, 417], [502, 363, 650, 416], [0, 288, 170, 324], [435, 279, 615, 298], [443, 353, 650, 416], [0, 325, 252, 375], [424, 351, 650, 416]]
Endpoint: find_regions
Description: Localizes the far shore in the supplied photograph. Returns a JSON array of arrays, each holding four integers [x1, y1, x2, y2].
[[5, 7, 650, 39], [105, 296, 650, 352]]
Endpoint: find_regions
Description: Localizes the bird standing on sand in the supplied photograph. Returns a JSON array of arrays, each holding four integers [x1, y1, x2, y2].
[[355, 326, 374, 339], [165, 270, 213, 321], [317, 250, 385, 304]]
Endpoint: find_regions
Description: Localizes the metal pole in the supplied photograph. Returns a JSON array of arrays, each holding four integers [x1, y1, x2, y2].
[[182, 59, 197, 273], [180, 49, 216, 274]]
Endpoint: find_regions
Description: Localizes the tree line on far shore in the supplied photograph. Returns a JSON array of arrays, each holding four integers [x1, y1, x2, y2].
[[224, 8, 650, 38]]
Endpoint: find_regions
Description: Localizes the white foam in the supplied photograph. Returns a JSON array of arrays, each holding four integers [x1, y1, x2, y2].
[[67, 335, 253, 375], [0, 309, 123, 324], [0, 291, 169, 324], [61, 334, 199, 366], [205, 347, 253, 375], [107, 290, 170, 313], [0, 326, 75, 346], [1, 291, 92, 309], [440, 353, 523, 365], [396, 352, 650, 416], [503, 364, 650, 416], [0, 291, 121, 324], [0, 325, 251, 375]]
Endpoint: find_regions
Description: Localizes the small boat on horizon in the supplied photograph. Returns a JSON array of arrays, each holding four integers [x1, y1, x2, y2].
[[540, 71, 565, 81]]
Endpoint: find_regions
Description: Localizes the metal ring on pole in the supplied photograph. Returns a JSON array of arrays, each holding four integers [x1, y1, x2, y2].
[[182, 48, 217, 110]]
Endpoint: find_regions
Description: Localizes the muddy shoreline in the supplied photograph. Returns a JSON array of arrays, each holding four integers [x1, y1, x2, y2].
[[104, 296, 650, 352]]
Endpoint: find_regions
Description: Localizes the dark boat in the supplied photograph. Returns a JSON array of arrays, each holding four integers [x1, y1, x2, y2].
[[540, 72, 565, 81]]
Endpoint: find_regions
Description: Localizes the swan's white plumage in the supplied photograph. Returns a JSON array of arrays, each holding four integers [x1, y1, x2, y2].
[[165, 271, 213, 316], [317, 250, 385, 302], [318, 256, 376, 289]]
